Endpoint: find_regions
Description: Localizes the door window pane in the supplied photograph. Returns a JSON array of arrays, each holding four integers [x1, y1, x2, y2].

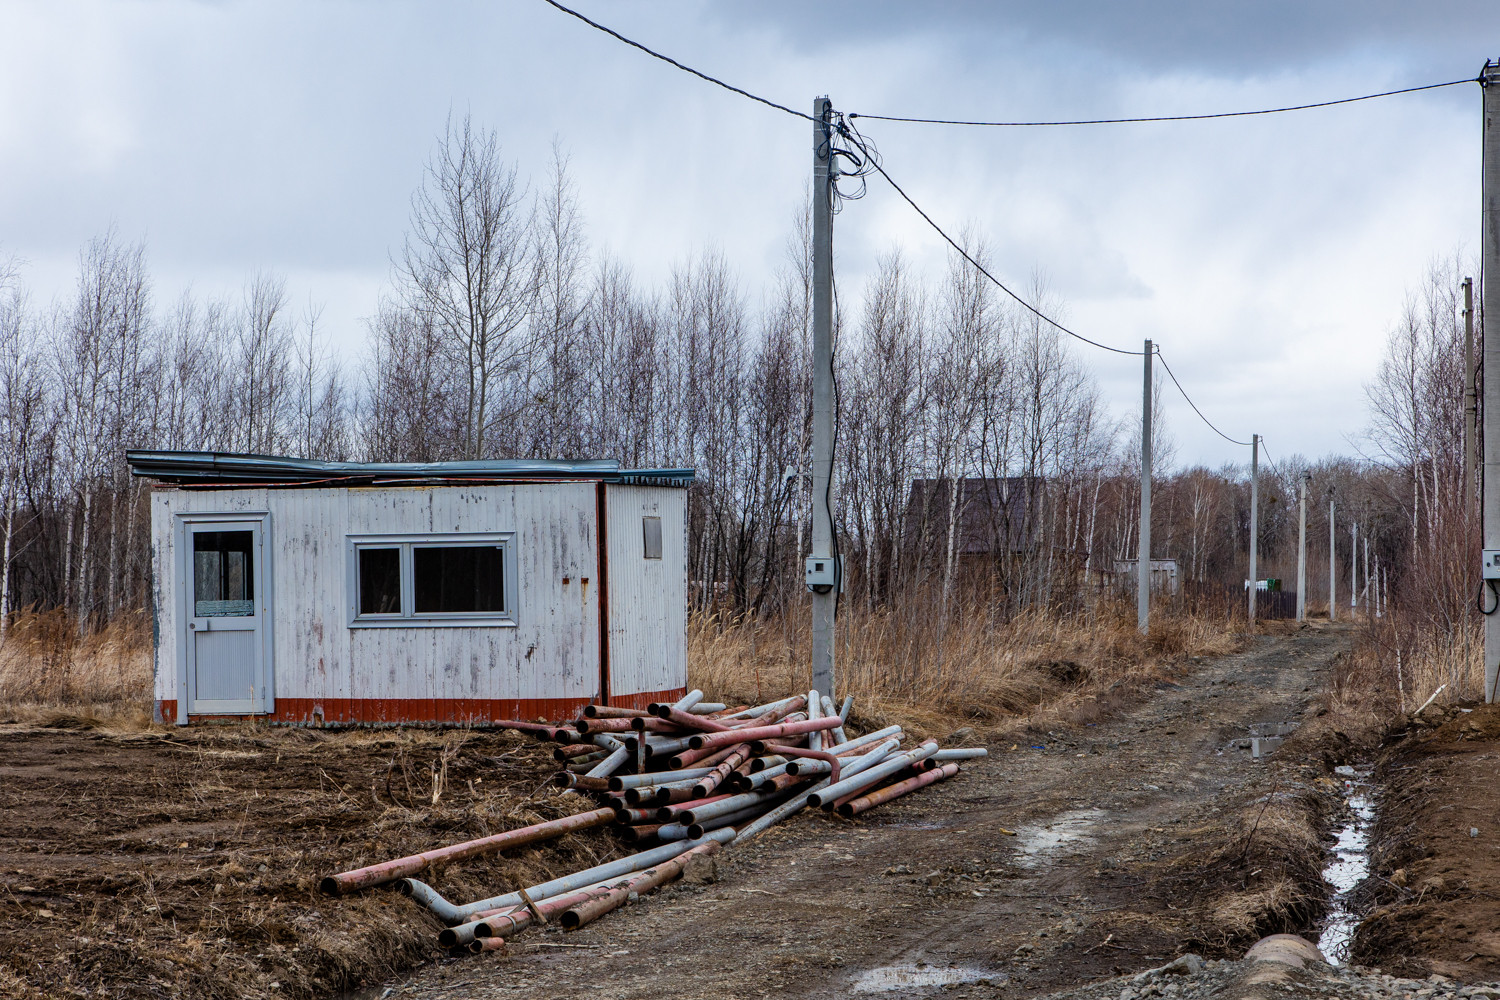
[[358, 547, 402, 614], [193, 530, 254, 617], [413, 546, 506, 614]]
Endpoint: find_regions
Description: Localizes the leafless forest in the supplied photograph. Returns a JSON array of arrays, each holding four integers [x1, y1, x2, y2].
[[0, 116, 1482, 701]]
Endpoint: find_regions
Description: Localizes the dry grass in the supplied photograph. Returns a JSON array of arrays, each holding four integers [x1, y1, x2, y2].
[[690, 598, 1241, 738], [0, 608, 153, 723]]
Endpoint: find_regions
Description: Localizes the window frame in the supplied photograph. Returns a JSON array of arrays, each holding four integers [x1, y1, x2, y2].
[[346, 532, 518, 628]]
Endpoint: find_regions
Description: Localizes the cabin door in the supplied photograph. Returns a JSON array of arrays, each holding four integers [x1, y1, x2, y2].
[[182, 519, 270, 715]]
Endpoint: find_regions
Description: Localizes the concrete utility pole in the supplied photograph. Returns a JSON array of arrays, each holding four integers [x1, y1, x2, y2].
[[1138, 340, 1153, 635], [1248, 434, 1259, 623], [1296, 472, 1309, 622], [1328, 492, 1336, 621], [809, 96, 836, 700], [1464, 276, 1477, 507], [1482, 62, 1500, 703]]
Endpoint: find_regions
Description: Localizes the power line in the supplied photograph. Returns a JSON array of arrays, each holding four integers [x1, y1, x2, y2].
[[849, 77, 1475, 127], [1259, 439, 1284, 479], [1156, 352, 1252, 447], [540, 0, 812, 122], [841, 125, 1146, 357]]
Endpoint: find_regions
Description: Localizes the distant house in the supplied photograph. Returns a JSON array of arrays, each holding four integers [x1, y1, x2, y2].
[[1109, 558, 1181, 596], [903, 477, 1045, 558]]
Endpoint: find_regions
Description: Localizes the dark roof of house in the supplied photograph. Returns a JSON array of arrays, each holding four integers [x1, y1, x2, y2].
[[124, 451, 695, 488], [904, 477, 1043, 554]]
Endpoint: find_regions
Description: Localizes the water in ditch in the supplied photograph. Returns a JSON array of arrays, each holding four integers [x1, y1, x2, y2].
[[1316, 764, 1377, 965]]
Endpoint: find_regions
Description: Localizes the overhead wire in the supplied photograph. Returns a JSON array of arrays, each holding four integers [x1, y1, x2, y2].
[[540, 0, 812, 121], [849, 77, 1476, 127], [1155, 352, 1253, 447]]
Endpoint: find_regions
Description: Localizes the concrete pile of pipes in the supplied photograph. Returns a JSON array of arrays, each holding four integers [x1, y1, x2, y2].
[[319, 689, 985, 956]]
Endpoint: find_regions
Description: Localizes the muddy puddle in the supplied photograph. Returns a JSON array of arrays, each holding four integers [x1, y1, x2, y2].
[[850, 963, 1004, 993], [1317, 764, 1377, 964], [1012, 808, 1105, 869]]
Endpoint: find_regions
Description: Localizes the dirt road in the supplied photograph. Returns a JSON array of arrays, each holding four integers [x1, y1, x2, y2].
[[385, 625, 1353, 1000]]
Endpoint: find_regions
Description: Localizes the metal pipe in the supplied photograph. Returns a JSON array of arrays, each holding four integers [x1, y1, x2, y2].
[[642, 734, 695, 757], [807, 688, 823, 754], [574, 718, 637, 735], [747, 754, 787, 774], [617, 822, 665, 843], [553, 742, 599, 761], [686, 801, 787, 839], [565, 751, 609, 772], [655, 792, 733, 824], [668, 739, 750, 770], [584, 744, 631, 779], [319, 805, 617, 896], [685, 702, 728, 714], [403, 828, 738, 925], [437, 906, 517, 948], [467, 936, 507, 954], [929, 748, 987, 762], [624, 777, 702, 806], [582, 705, 653, 719], [608, 766, 716, 792], [471, 875, 627, 938], [690, 744, 752, 798], [807, 741, 939, 808], [824, 725, 902, 756], [838, 763, 960, 817], [784, 737, 899, 777], [717, 694, 800, 720], [676, 787, 783, 826], [820, 694, 847, 746], [560, 840, 722, 930], [552, 772, 612, 791], [688, 716, 842, 752], [761, 743, 842, 785], [732, 739, 899, 842], [647, 706, 730, 734]]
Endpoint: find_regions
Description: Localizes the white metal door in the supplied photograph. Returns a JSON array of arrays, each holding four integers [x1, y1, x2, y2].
[[184, 521, 267, 715]]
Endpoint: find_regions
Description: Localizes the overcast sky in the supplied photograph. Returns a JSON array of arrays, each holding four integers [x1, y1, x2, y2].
[[2, 1, 1497, 470]]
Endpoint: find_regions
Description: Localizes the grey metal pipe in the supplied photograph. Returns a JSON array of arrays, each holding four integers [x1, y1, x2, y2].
[[930, 748, 988, 762], [591, 733, 627, 752], [824, 725, 902, 756], [838, 694, 853, 722], [786, 738, 899, 776], [719, 694, 799, 720], [807, 688, 823, 753], [686, 702, 728, 714], [609, 766, 716, 791], [677, 787, 780, 825], [672, 689, 704, 712], [808, 741, 939, 808], [585, 744, 631, 779], [401, 827, 737, 925], [643, 735, 695, 757], [820, 695, 847, 746], [733, 775, 829, 842]]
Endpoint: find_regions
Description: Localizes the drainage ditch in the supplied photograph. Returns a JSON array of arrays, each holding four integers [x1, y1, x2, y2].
[[1316, 763, 1377, 965]]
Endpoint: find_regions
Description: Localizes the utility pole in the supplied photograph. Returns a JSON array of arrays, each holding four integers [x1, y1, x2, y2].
[[1248, 434, 1259, 623], [1482, 61, 1500, 703], [808, 95, 836, 700], [1328, 491, 1336, 621], [1350, 522, 1358, 612], [1138, 339, 1152, 635], [1296, 472, 1309, 622], [1464, 276, 1477, 508]]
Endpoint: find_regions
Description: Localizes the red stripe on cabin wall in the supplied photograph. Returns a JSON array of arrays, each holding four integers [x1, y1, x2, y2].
[[154, 687, 687, 726]]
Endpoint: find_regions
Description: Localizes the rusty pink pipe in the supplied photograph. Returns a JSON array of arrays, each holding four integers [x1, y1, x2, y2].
[[319, 806, 616, 896]]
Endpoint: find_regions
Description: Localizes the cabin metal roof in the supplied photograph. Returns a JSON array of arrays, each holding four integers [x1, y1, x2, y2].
[[124, 450, 695, 488]]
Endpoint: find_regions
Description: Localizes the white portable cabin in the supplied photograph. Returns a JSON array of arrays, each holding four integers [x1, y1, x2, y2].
[[127, 452, 691, 726]]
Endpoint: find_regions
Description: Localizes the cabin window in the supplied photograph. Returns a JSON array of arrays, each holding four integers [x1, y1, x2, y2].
[[348, 533, 516, 627], [642, 516, 663, 560], [193, 530, 255, 616]]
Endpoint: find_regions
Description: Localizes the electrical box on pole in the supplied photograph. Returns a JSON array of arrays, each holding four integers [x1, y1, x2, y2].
[[809, 96, 837, 700]]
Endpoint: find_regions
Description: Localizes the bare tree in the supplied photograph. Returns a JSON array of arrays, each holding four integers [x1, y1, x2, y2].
[[398, 114, 537, 459]]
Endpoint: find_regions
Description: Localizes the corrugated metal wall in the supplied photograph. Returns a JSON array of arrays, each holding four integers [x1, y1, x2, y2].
[[604, 484, 688, 704], [152, 482, 682, 724]]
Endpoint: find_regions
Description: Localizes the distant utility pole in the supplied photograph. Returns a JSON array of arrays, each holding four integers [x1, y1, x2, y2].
[[808, 95, 836, 700], [1464, 276, 1477, 508], [1138, 339, 1153, 635], [1482, 60, 1500, 703], [1350, 522, 1358, 612], [1328, 491, 1336, 622], [1248, 434, 1259, 623], [1296, 472, 1309, 622]]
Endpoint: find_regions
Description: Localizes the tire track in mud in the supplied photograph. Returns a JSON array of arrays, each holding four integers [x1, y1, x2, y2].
[[389, 626, 1352, 1000]]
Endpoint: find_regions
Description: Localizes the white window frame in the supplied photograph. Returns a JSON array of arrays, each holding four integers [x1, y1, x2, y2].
[[346, 532, 518, 628]]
